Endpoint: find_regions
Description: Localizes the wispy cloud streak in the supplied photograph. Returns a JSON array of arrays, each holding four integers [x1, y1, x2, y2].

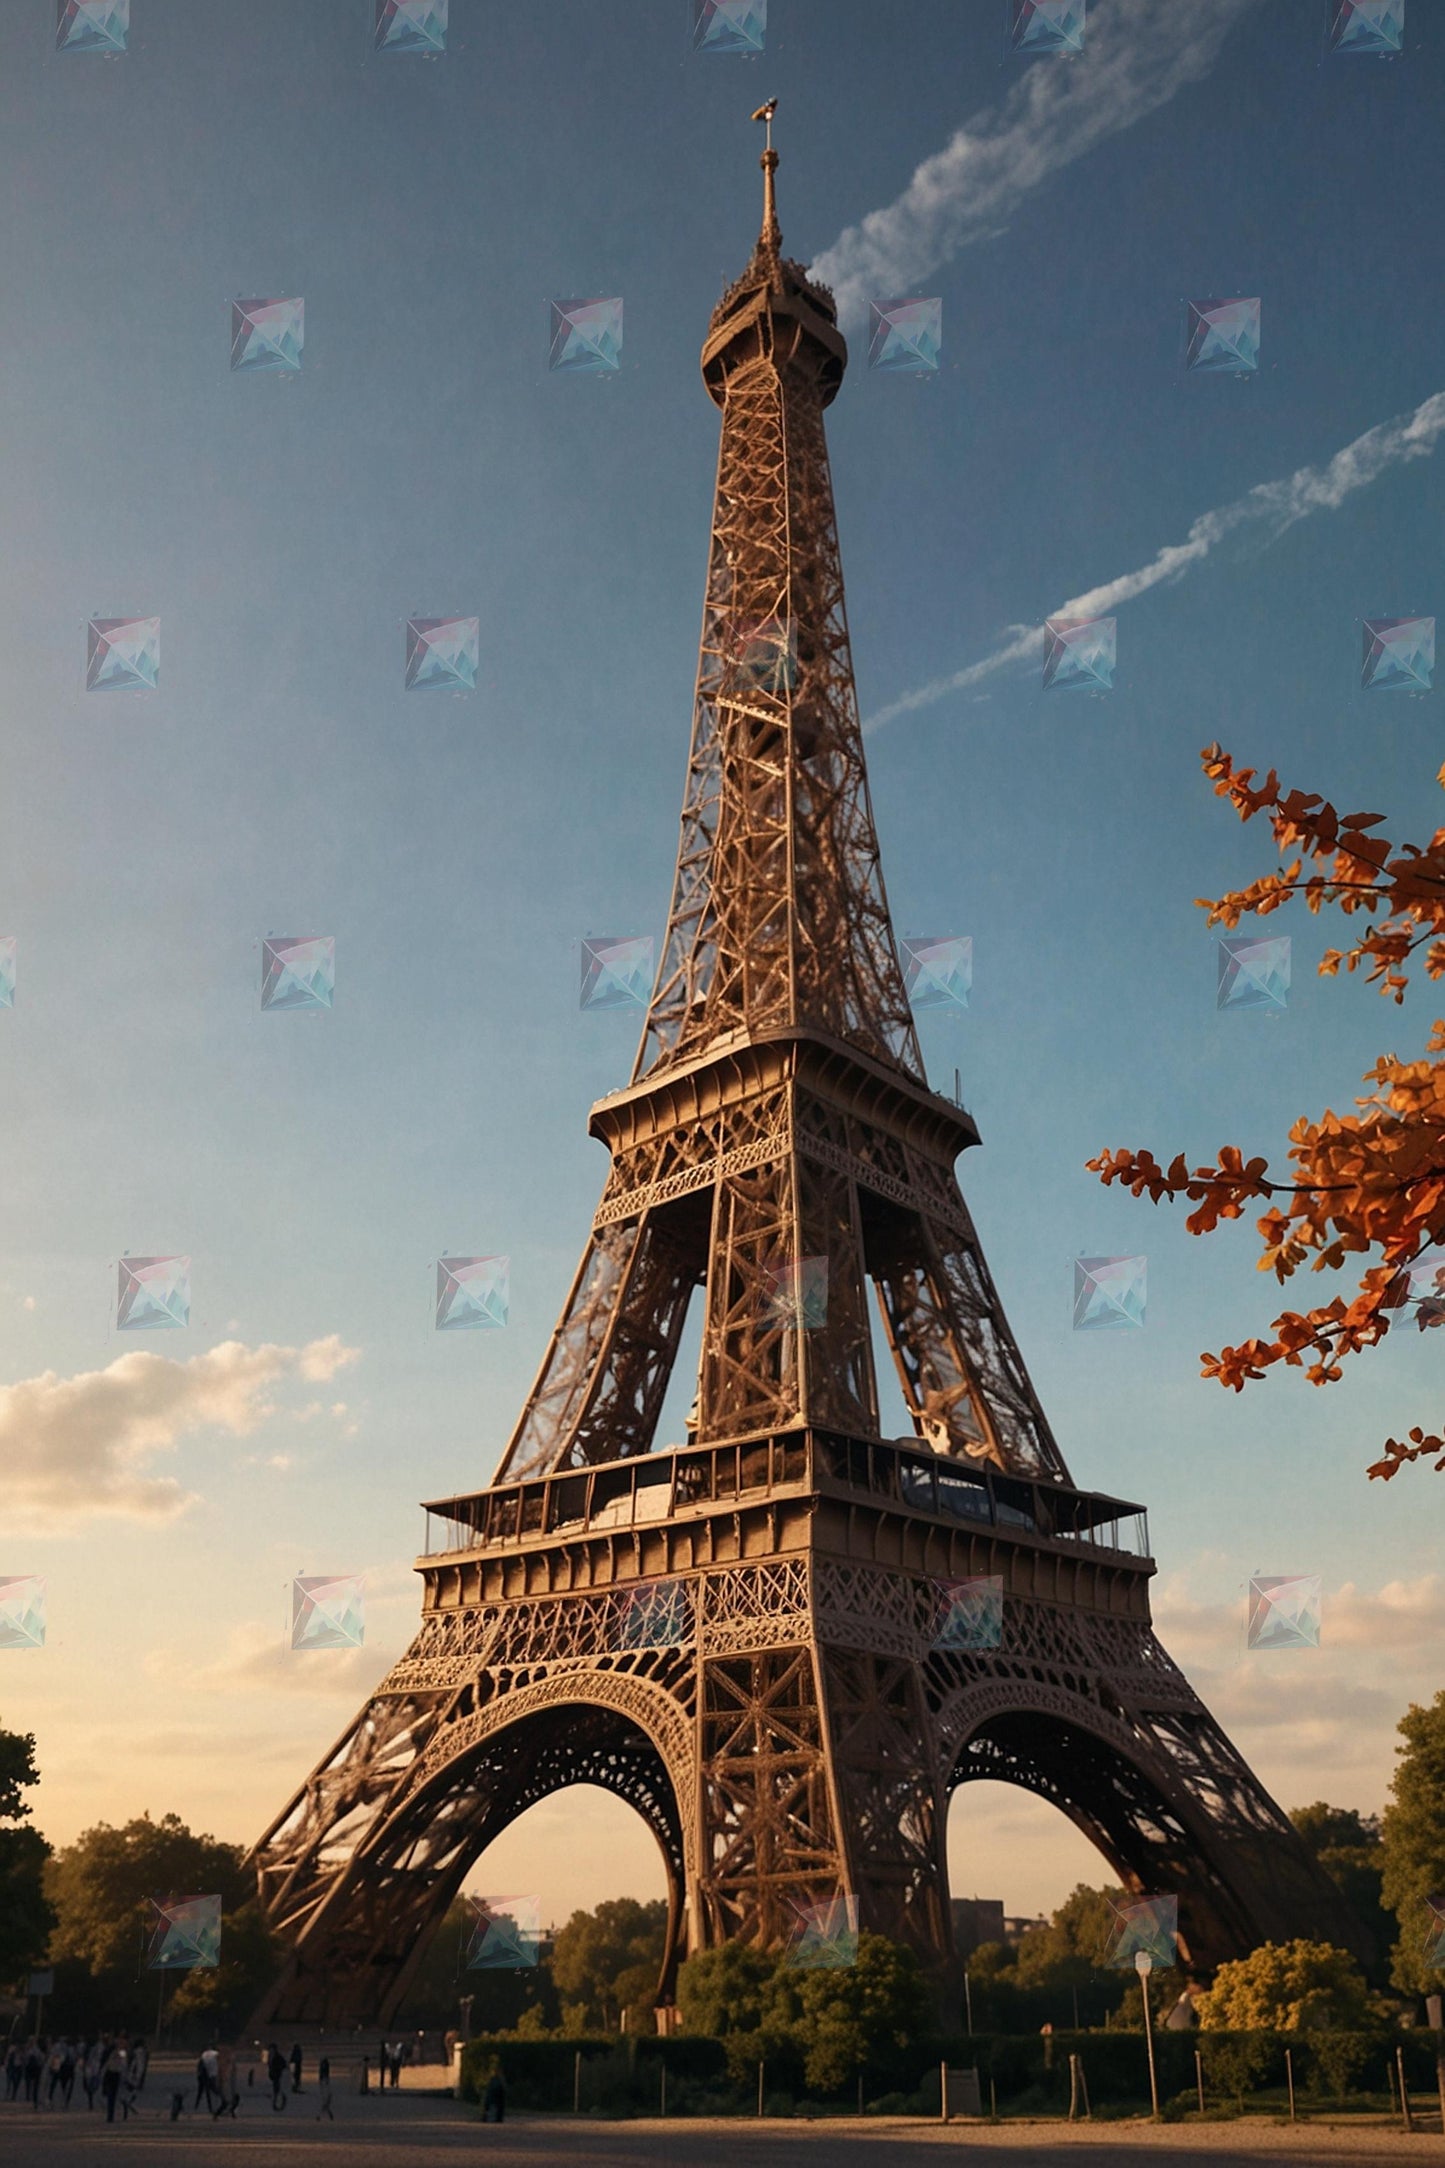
[[865, 388, 1445, 732], [811, 0, 1261, 331]]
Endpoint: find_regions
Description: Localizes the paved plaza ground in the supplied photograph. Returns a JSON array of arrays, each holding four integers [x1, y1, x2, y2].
[[0, 2093, 1440, 2168]]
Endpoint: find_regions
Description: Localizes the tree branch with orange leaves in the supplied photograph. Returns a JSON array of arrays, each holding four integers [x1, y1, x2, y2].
[[1087, 745, 1445, 1479]]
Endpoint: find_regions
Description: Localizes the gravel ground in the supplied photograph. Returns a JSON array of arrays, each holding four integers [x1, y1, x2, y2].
[[0, 2098, 1440, 2168]]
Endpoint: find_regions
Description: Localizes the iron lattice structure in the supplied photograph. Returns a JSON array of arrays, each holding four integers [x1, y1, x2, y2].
[[248, 132, 1370, 2026]]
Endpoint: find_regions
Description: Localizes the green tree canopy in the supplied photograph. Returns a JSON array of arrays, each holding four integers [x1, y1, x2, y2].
[[549, 1896, 667, 2032], [1011, 1884, 1121, 1988], [1380, 1690, 1445, 1997], [766, 1931, 929, 2092], [678, 1932, 929, 2092], [1290, 1801, 1392, 1986], [0, 1725, 54, 1992], [1197, 1939, 1370, 2030], [43, 1809, 281, 2035], [46, 1810, 252, 1975], [677, 1938, 775, 2040], [397, 1895, 560, 2033]]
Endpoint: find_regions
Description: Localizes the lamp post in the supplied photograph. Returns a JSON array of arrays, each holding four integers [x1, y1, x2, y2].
[[1135, 1952, 1160, 2119]]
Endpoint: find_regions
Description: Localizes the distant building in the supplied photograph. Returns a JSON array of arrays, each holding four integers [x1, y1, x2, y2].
[[1004, 1913, 1050, 1945], [951, 1898, 1006, 1956]]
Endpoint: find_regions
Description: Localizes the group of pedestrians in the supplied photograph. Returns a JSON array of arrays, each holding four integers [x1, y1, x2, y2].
[[3, 2034, 148, 2121], [2, 2028, 362, 2125]]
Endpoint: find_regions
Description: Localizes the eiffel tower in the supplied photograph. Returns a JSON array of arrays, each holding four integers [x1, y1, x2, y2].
[[248, 115, 1368, 2026]]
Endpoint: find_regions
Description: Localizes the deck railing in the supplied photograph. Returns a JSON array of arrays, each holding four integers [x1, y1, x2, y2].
[[422, 1431, 1150, 1567]]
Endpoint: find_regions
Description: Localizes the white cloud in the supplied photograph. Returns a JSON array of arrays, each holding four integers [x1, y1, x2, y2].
[[21, 1295, 36, 1312], [811, 0, 1260, 330], [147, 1622, 398, 1703], [0, 1335, 361, 1532], [865, 387, 1445, 731]]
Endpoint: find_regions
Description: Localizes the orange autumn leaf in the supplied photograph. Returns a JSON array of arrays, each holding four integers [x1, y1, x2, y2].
[[1086, 746, 1445, 1478]]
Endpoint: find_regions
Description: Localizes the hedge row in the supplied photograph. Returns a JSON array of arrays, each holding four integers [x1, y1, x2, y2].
[[459, 2027, 1442, 2114]]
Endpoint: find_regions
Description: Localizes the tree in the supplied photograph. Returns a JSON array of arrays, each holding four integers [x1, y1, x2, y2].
[[1196, 1940, 1370, 2030], [46, 1811, 252, 1974], [767, 1931, 929, 2092], [1088, 744, 1445, 1478], [1290, 1803, 1393, 1986], [0, 1725, 54, 1992], [44, 1811, 273, 2033], [1380, 1689, 1445, 1996], [677, 1938, 785, 2080], [394, 1895, 560, 2033], [678, 1933, 929, 2094], [548, 1897, 667, 2033], [1012, 1884, 1121, 1990]]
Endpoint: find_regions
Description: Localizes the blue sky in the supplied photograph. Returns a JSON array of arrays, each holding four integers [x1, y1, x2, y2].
[[2, 0, 1443, 1926]]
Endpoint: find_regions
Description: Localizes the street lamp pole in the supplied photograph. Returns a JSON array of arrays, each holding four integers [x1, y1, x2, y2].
[[1135, 1952, 1160, 2119]]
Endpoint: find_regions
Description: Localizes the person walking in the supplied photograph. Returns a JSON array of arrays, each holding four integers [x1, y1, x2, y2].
[[195, 2045, 219, 2113], [482, 2069, 506, 2124], [4, 2040, 23, 2100], [266, 2041, 288, 2110], [120, 2038, 147, 2121], [100, 2036, 126, 2123], [289, 2041, 303, 2093], [43, 2039, 66, 2107], [80, 2036, 104, 2111], [213, 2043, 240, 2119], [23, 2037, 44, 2107], [315, 2053, 334, 2121], [388, 2039, 401, 2089], [358, 2052, 370, 2094], [59, 2037, 78, 2107]]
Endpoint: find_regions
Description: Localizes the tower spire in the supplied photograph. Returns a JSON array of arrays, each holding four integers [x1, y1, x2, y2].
[[752, 98, 781, 274]]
